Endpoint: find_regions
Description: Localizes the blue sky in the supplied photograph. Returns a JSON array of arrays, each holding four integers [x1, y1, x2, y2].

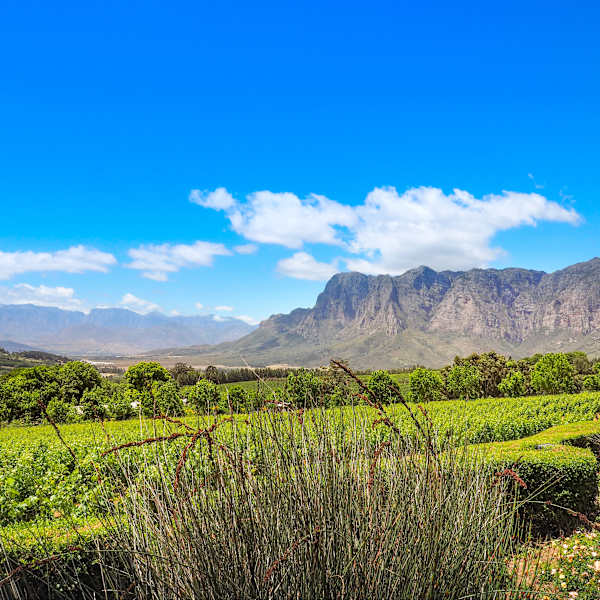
[[1, 0, 599, 324]]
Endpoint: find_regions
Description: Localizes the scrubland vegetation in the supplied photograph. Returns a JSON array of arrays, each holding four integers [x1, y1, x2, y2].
[[2, 352, 600, 598]]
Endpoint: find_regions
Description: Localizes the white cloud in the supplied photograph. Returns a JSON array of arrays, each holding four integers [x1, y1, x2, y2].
[[345, 187, 581, 275], [194, 185, 582, 277], [194, 188, 356, 249], [127, 241, 231, 281], [235, 315, 260, 326], [195, 302, 204, 310], [277, 252, 339, 281], [234, 243, 258, 255], [215, 305, 233, 311], [0, 283, 85, 311], [189, 187, 236, 210], [120, 293, 161, 314], [0, 245, 116, 280], [212, 314, 226, 322]]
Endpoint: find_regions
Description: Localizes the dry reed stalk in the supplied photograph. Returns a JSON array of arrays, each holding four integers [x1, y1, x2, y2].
[[101, 431, 194, 456], [34, 396, 77, 461], [368, 441, 391, 492], [494, 468, 527, 489], [263, 527, 321, 583]]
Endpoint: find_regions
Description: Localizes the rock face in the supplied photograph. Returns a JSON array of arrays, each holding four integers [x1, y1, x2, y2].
[[194, 258, 600, 368]]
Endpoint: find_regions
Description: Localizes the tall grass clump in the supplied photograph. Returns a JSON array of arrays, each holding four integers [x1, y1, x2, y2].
[[88, 374, 532, 600]]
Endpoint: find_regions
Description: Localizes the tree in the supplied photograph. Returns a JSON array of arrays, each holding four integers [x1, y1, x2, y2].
[[187, 379, 221, 415], [497, 370, 527, 398], [220, 385, 249, 413], [367, 370, 397, 404], [146, 380, 184, 417], [125, 361, 172, 392], [530, 353, 576, 395], [409, 368, 445, 402], [59, 361, 102, 404], [170, 363, 200, 386], [445, 365, 482, 400], [0, 366, 60, 423], [582, 362, 600, 391], [286, 369, 322, 407], [205, 365, 220, 384], [453, 352, 509, 397]]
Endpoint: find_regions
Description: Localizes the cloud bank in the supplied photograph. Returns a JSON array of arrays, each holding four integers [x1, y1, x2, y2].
[[195, 186, 581, 277]]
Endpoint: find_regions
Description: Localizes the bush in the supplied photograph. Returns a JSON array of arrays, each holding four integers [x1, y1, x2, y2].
[[482, 421, 600, 533], [445, 364, 482, 400], [187, 379, 221, 414], [409, 368, 445, 402], [497, 370, 527, 398], [531, 353, 576, 395]]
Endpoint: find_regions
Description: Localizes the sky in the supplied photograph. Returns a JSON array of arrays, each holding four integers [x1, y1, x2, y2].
[[1, 0, 599, 325]]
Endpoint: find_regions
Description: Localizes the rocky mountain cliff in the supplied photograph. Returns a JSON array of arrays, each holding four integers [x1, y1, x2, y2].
[[171, 258, 600, 368], [0, 305, 256, 356]]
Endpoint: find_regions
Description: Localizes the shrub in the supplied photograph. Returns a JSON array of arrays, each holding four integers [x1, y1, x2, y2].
[[481, 421, 600, 533], [409, 368, 445, 402], [445, 364, 482, 400], [497, 370, 527, 398], [531, 353, 576, 394], [187, 379, 221, 414]]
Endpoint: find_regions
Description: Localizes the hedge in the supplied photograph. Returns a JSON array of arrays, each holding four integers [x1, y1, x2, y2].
[[477, 421, 600, 533]]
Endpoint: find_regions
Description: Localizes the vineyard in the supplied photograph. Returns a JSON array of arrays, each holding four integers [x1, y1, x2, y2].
[[1, 391, 600, 529]]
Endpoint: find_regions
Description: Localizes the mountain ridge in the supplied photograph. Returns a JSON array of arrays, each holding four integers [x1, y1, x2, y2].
[[0, 305, 256, 355], [154, 258, 600, 368]]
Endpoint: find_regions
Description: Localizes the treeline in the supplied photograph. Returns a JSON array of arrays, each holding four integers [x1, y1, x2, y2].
[[2, 351, 600, 425], [408, 350, 600, 403], [168, 363, 321, 386]]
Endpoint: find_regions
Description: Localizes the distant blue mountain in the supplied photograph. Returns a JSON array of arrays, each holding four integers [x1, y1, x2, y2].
[[0, 304, 256, 356]]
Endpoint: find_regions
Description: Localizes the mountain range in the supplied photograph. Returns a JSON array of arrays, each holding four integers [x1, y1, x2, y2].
[[0, 305, 256, 356], [152, 258, 600, 368]]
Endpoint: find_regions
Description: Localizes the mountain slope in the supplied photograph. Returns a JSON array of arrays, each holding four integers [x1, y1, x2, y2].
[[165, 258, 600, 368], [0, 305, 256, 355]]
